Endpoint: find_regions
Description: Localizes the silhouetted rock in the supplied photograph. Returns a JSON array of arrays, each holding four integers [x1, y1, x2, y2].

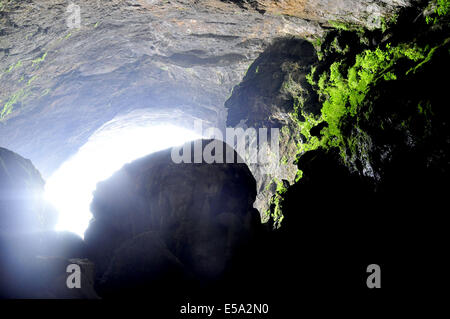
[[85, 139, 261, 297], [99, 231, 189, 299]]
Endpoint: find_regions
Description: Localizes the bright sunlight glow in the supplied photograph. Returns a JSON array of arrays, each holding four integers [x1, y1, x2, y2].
[[44, 122, 201, 238]]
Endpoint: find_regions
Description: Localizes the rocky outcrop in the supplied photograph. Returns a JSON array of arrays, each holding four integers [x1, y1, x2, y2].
[[225, 37, 319, 217], [84, 139, 261, 297], [257, 3, 449, 303], [99, 231, 189, 298]]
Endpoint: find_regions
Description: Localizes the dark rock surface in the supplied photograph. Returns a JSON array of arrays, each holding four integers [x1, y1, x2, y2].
[[268, 146, 448, 300], [0, 215, 98, 298], [99, 231, 189, 299], [260, 7, 450, 305], [226, 38, 319, 129], [85, 139, 261, 297], [0, 246, 98, 299]]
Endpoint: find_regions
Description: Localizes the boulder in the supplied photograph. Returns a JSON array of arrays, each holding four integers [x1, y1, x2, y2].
[[99, 231, 189, 299], [85, 139, 261, 295]]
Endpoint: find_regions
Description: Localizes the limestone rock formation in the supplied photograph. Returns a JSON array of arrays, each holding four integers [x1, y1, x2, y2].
[[84, 139, 261, 296], [225, 37, 320, 216], [0, 0, 412, 220]]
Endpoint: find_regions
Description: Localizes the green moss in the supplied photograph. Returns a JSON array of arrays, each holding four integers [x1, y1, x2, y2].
[[295, 42, 429, 161], [274, 179, 287, 194], [328, 20, 357, 31], [294, 170, 303, 183], [409, 38, 450, 74], [331, 37, 350, 54], [270, 192, 284, 229], [264, 179, 275, 191], [280, 125, 290, 137], [266, 179, 289, 229], [27, 75, 39, 85], [417, 100, 433, 117], [380, 14, 399, 33], [4, 60, 22, 74], [1, 88, 28, 120], [269, 2, 448, 230], [306, 66, 316, 86], [315, 37, 322, 48], [32, 52, 47, 67], [426, 0, 450, 24]]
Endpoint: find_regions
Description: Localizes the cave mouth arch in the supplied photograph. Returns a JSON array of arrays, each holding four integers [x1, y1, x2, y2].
[[44, 110, 203, 238]]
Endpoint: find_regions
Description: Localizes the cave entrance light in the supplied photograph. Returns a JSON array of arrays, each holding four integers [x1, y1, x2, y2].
[[44, 123, 201, 238]]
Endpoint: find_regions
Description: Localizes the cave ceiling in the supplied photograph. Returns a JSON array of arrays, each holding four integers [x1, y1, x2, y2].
[[0, 0, 410, 177]]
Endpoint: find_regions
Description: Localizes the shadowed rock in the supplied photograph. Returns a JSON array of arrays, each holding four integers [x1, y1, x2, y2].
[[85, 139, 261, 297]]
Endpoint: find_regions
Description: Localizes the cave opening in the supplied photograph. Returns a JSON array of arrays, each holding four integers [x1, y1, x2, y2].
[[0, 0, 447, 307], [44, 121, 201, 237]]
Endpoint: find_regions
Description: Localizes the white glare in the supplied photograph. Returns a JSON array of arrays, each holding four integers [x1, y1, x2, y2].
[[45, 124, 201, 238]]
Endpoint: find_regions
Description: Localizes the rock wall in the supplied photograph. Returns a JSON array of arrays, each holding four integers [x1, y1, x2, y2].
[[224, 37, 319, 217]]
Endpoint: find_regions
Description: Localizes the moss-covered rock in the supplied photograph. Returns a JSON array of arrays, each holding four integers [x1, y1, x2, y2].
[[266, 1, 450, 227]]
